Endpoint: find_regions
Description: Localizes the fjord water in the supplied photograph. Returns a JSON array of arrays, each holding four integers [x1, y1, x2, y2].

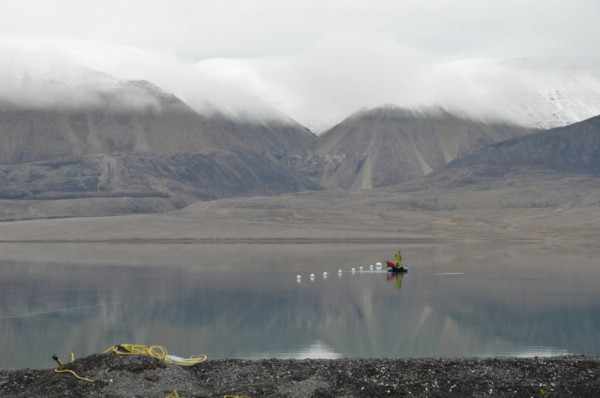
[[1, 242, 598, 369]]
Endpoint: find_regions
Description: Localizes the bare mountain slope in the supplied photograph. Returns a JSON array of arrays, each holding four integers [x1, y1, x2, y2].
[[365, 114, 600, 214], [0, 79, 315, 164], [439, 113, 600, 182], [299, 106, 532, 190], [0, 150, 320, 219], [0, 75, 319, 215]]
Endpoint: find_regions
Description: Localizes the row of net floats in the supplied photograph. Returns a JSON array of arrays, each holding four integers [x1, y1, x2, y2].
[[296, 262, 385, 282]]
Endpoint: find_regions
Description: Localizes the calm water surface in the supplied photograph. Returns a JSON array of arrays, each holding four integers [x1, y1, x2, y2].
[[1, 242, 599, 369]]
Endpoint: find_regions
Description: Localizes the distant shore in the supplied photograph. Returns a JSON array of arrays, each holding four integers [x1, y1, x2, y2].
[[1, 353, 598, 397]]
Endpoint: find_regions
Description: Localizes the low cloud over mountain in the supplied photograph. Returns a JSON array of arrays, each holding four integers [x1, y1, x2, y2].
[[3, 39, 600, 133]]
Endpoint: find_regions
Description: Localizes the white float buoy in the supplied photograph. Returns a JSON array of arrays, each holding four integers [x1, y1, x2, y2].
[[323, 271, 328, 279], [376, 262, 382, 270], [310, 273, 315, 281], [370, 264, 374, 270], [359, 266, 363, 272], [351, 268, 356, 274]]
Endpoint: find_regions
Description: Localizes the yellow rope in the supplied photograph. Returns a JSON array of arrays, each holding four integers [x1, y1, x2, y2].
[[55, 347, 246, 398], [104, 344, 207, 366], [54, 368, 95, 383], [52, 353, 94, 383]]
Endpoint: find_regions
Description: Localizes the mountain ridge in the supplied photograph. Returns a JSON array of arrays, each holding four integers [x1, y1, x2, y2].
[[0, 76, 315, 164], [1, 39, 600, 220], [443, 113, 600, 178], [297, 105, 533, 190], [4, 39, 600, 133]]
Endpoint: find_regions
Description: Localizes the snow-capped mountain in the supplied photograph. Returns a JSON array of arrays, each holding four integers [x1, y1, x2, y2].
[[2, 39, 599, 133], [432, 57, 600, 130], [255, 55, 600, 132], [0, 39, 315, 164], [154, 51, 600, 133], [0, 39, 300, 126], [0, 39, 170, 110], [0, 39, 318, 205]]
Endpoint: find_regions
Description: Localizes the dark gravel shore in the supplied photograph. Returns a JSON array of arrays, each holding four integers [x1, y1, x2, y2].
[[1, 354, 598, 397]]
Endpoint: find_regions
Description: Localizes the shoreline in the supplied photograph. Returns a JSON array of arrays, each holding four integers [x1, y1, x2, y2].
[[1, 354, 598, 397]]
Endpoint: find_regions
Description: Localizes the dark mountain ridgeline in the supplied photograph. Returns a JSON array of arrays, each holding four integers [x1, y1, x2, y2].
[[442, 114, 600, 179], [0, 151, 319, 202]]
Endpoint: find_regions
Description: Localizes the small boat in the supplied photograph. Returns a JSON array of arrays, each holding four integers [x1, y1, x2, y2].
[[387, 264, 408, 273], [386, 250, 408, 272], [386, 260, 408, 273]]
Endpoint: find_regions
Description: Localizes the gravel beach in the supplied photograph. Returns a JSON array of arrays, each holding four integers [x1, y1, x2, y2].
[[1, 353, 598, 397]]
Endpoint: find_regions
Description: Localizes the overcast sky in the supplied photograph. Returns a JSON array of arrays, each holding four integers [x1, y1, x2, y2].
[[2, 0, 599, 60], [2, 0, 600, 130]]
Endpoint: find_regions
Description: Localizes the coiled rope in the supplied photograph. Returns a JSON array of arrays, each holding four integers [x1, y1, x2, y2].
[[103, 344, 207, 366], [54, 346, 246, 397]]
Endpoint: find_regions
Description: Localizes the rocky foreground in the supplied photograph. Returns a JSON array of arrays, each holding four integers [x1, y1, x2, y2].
[[1, 353, 598, 397]]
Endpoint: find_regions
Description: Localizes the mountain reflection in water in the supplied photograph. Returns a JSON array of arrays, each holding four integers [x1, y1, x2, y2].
[[0, 242, 598, 369]]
